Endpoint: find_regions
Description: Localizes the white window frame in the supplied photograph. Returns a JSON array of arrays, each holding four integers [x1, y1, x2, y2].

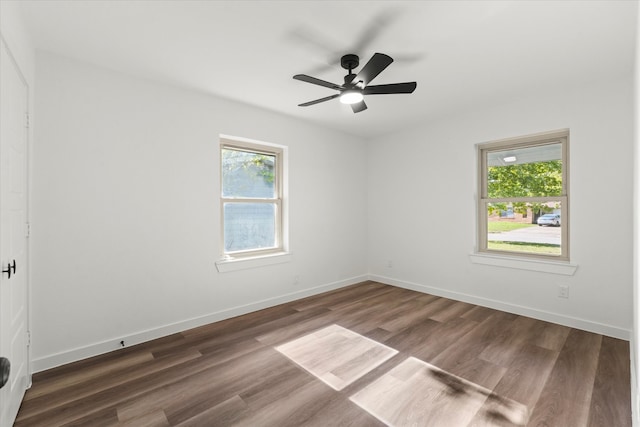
[[219, 135, 287, 261], [477, 129, 570, 262]]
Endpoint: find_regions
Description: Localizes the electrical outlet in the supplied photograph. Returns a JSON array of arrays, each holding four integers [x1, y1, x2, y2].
[[558, 284, 569, 299], [387, 260, 393, 268]]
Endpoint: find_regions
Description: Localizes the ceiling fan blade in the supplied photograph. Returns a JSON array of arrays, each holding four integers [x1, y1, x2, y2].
[[351, 53, 393, 87], [293, 74, 343, 90], [351, 100, 367, 113], [298, 94, 340, 107], [363, 82, 417, 95]]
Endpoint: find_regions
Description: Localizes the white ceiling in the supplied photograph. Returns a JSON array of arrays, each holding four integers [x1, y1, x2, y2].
[[17, 0, 638, 139]]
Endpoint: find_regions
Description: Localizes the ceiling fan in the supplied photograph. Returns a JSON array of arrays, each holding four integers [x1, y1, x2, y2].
[[293, 52, 417, 113]]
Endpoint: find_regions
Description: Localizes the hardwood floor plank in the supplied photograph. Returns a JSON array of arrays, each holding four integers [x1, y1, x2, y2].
[[379, 297, 450, 332], [173, 395, 249, 427], [527, 329, 602, 427], [254, 310, 339, 346], [15, 282, 630, 427], [118, 410, 170, 427], [383, 318, 441, 353], [275, 324, 398, 391], [430, 310, 516, 388], [531, 320, 571, 352], [351, 357, 524, 427], [587, 336, 632, 427], [294, 394, 387, 427], [290, 281, 386, 312], [121, 346, 292, 423], [492, 343, 559, 410], [445, 355, 508, 392], [410, 316, 480, 363], [22, 350, 155, 401], [195, 332, 266, 361], [238, 364, 315, 411], [198, 306, 332, 349], [411, 296, 458, 322], [461, 305, 498, 323], [59, 406, 120, 427], [28, 333, 185, 386], [179, 303, 300, 342], [429, 299, 477, 323], [432, 310, 518, 365], [479, 316, 543, 367], [231, 380, 336, 427], [15, 347, 203, 425], [326, 302, 393, 332], [350, 298, 427, 333], [363, 326, 394, 343], [467, 392, 529, 426]]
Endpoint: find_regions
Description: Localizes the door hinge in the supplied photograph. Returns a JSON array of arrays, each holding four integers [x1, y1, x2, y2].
[[25, 112, 30, 129], [25, 222, 30, 238], [27, 331, 31, 347]]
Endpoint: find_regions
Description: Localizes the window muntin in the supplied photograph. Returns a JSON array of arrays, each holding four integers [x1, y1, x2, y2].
[[478, 130, 569, 261], [221, 138, 283, 257]]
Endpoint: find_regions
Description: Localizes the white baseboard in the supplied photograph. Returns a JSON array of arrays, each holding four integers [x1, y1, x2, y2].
[[368, 274, 631, 341], [33, 273, 630, 373], [32, 275, 368, 373]]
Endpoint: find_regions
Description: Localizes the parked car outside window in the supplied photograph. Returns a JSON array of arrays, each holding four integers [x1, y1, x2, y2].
[[537, 213, 561, 226]]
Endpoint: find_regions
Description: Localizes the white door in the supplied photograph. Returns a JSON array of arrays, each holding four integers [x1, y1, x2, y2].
[[0, 36, 30, 427]]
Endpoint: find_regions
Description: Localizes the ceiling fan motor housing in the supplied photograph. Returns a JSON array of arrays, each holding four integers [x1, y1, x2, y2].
[[341, 54, 359, 72]]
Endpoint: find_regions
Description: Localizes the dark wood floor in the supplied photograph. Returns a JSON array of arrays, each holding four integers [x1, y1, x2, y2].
[[15, 281, 631, 426]]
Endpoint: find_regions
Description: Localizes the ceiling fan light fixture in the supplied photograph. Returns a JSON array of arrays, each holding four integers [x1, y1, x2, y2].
[[339, 90, 364, 105], [294, 53, 416, 113]]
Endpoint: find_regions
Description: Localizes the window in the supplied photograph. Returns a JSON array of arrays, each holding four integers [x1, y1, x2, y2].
[[477, 130, 569, 261], [220, 136, 285, 258]]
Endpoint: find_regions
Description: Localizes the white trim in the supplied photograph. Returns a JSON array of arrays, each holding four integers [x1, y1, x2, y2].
[[215, 251, 292, 272], [220, 134, 284, 152], [469, 253, 578, 275], [478, 129, 570, 151], [31, 275, 367, 372], [368, 274, 629, 340]]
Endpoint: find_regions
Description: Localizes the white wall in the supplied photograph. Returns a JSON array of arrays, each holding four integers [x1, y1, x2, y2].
[[0, 2, 35, 83], [368, 75, 635, 338], [28, 45, 636, 371], [31, 52, 368, 371]]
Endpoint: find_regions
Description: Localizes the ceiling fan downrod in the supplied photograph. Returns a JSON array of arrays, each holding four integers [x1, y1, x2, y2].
[[341, 54, 360, 85]]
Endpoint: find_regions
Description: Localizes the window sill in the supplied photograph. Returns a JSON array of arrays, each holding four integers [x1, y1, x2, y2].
[[469, 253, 577, 275], [216, 252, 291, 273]]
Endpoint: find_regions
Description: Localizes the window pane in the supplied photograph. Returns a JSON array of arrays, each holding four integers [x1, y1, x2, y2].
[[222, 148, 276, 198], [486, 143, 562, 198], [224, 203, 276, 252], [486, 201, 562, 256]]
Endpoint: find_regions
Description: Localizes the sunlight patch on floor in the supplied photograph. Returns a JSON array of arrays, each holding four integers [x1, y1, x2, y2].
[[350, 357, 529, 426], [275, 324, 398, 391]]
